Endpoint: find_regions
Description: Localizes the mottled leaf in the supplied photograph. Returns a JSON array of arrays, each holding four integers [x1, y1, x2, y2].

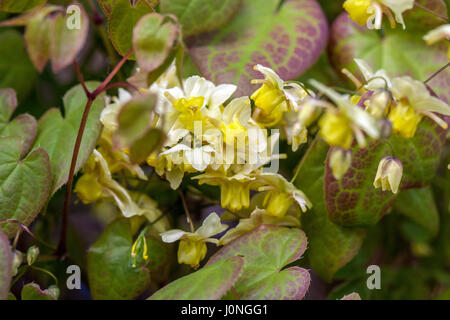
[[208, 225, 310, 300], [188, 0, 328, 96], [0, 88, 37, 158], [329, 12, 450, 103], [160, 0, 241, 36], [87, 219, 151, 300], [403, 0, 448, 30], [294, 139, 365, 282], [133, 13, 179, 72], [325, 118, 446, 227], [108, 0, 153, 58], [0, 136, 51, 237], [149, 256, 244, 300], [49, 3, 89, 72], [32, 82, 104, 194], [0, 30, 37, 99], [394, 187, 439, 237], [0, 229, 12, 300], [340, 292, 362, 300], [21, 283, 57, 300]]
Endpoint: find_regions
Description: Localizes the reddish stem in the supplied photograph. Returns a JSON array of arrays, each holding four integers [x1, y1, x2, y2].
[[57, 49, 134, 256]]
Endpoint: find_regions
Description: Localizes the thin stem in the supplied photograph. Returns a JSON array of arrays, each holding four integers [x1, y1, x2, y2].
[[74, 61, 90, 97], [178, 189, 195, 233], [103, 81, 138, 93], [57, 50, 134, 256], [0, 219, 56, 251], [30, 266, 59, 286], [414, 3, 448, 22], [91, 48, 134, 97], [291, 137, 319, 183], [424, 62, 450, 84]]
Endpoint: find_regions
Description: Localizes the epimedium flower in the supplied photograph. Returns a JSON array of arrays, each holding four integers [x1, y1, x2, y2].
[[329, 147, 353, 180], [343, 0, 414, 30], [373, 156, 403, 194], [387, 77, 450, 138], [250, 64, 310, 127], [160, 213, 228, 268], [310, 80, 380, 149]]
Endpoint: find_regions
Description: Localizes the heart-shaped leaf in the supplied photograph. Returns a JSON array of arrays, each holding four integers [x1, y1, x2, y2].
[[293, 139, 365, 282], [87, 219, 151, 300], [49, 3, 89, 72], [32, 82, 104, 194], [149, 256, 244, 300], [133, 13, 179, 72], [0, 136, 51, 237], [108, 0, 153, 58], [0, 30, 37, 99], [207, 225, 310, 300], [325, 118, 446, 227], [21, 283, 57, 300], [329, 12, 450, 103], [160, 0, 241, 37], [188, 0, 328, 96], [0, 88, 37, 158], [394, 186, 439, 237], [0, 229, 12, 300]]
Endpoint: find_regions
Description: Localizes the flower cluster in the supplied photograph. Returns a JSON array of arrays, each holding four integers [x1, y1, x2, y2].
[[75, 56, 449, 269]]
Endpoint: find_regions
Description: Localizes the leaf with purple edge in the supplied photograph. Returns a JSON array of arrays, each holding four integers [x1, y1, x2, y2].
[[294, 139, 365, 282], [325, 118, 447, 228], [207, 225, 310, 300], [188, 0, 328, 96], [329, 12, 450, 103], [0, 229, 12, 300], [149, 256, 244, 300], [21, 283, 57, 300]]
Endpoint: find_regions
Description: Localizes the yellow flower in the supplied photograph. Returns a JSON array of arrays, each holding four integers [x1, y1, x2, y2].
[[178, 240, 207, 268], [388, 101, 423, 138], [423, 24, 450, 60], [251, 84, 287, 126], [373, 156, 403, 194], [74, 173, 103, 204], [343, 0, 373, 26], [319, 112, 355, 149], [173, 96, 207, 131], [160, 213, 228, 268], [263, 191, 294, 217]]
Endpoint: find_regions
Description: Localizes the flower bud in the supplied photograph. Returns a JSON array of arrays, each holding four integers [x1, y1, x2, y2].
[[178, 239, 207, 269], [367, 90, 392, 119], [329, 148, 352, 180], [373, 156, 403, 194], [26, 245, 40, 266], [379, 119, 393, 139], [11, 250, 23, 276]]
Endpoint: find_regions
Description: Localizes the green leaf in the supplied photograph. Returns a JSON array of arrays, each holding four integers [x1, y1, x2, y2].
[[0, 88, 37, 158], [108, 0, 153, 58], [329, 12, 450, 103], [0, 229, 12, 300], [49, 4, 89, 72], [0, 136, 51, 238], [325, 118, 446, 227], [294, 139, 365, 282], [394, 187, 439, 237], [21, 283, 57, 300], [188, 0, 328, 96], [0, 0, 46, 13], [133, 13, 179, 72], [87, 219, 151, 300], [128, 128, 165, 164], [208, 225, 310, 300], [403, 0, 448, 31], [160, 0, 241, 37], [32, 82, 104, 194], [149, 256, 244, 300], [0, 30, 37, 99]]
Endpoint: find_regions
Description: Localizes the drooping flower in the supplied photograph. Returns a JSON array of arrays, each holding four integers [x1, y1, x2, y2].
[[310, 80, 380, 149], [423, 24, 450, 59], [373, 156, 403, 194], [343, 0, 415, 30], [160, 213, 228, 268], [388, 77, 450, 138], [329, 148, 353, 180]]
